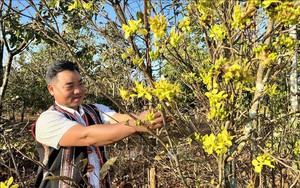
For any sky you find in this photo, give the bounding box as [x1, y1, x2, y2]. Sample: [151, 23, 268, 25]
[2, 0, 183, 66]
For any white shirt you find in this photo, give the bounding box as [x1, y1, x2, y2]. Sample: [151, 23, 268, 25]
[35, 102, 116, 188]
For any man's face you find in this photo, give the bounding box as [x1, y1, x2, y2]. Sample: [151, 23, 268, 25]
[48, 70, 86, 110]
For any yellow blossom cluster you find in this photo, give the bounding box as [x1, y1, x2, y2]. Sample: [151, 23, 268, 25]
[209, 24, 227, 41]
[0, 177, 19, 188]
[169, 27, 183, 47]
[145, 111, 156, 125]
[122, 19, 147, 39]
[152, 79, 182, 101]
[231, 5, 251, 29]
[252, 153, 275, 173]
[224, 62, 242, 83]
[293, 140, 300, 156]
[178, 17, 191, 32]
[68, 0, 93, 11]
[253, 45, 278, 67]
[198, 130, 233, 156]
[270, 2, 300, 26]
[149, 14, 167, 39]
[119, 79, 181, 102]
[205, 89, 228, 119]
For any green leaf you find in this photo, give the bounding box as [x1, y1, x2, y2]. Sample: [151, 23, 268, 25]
[100, 156, 118, 180]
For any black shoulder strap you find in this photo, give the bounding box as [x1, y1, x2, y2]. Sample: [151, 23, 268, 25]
[82, 104, 103, 125]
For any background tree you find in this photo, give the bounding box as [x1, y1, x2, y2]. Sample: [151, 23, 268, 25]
[0, 0, 38, 118]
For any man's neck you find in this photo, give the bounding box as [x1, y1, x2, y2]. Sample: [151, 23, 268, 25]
[55, 102, 81, 112]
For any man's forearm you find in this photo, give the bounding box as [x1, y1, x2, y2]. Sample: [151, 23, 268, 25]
[84, 120, 139, 146]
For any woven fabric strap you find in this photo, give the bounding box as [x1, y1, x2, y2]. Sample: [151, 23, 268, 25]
[31, 104, 111, 188]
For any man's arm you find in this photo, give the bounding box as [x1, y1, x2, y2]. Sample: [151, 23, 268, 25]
[109, 113, 136, 124]
[59, 111, 164, 147]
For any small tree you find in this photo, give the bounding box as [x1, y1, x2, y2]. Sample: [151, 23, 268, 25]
[0, 0, 36, 117]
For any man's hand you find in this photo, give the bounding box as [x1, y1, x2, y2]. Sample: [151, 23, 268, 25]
[134, 110, 171, 132]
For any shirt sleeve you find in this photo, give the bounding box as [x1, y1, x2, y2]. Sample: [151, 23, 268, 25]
[93, 104, 116, 124]
[35, 110, 78, 149]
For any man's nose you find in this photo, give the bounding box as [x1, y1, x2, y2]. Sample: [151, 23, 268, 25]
[74, 86, 83, 94]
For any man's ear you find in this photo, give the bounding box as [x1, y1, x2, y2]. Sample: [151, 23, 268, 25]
[48, 84, 55, 96]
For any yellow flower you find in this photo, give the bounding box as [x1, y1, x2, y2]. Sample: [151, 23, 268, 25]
[121, 53, 128, 59]
[205, 89, 228, 119]
[68, 0, 79, 11]
[132, 55, 144, 67]
[214, 130, 233, 155]
[82, 1, 93, 10]
[0, 176, 19, 188]
[273, 35, 295, 49]
[187, 137, 193, 145]
[271, 2, 300, 26]
[132, 81, 152, 100]
[252, 153, 275, 173]
[201, 130, 234, 156]
[149, 50, 161, 61]
[224, 62, 242, 83]
[205, 89, 228, 106]
[195, 132, 201, 142]
[231, 5, 251, 29]
[122, 19, 142, 39]
[126, 47, 134, 55]
[119, 87, 130, 101]
[202, 133, 216, 154]
[145, 111, 155, 124]
[68, 0, 93, 11]
[169, 27, 182, 47]
[138, 28, 148, 36]
[178, 17, 191, 32]
[152, 78, 181, 101]
[149, 14, 167, 39]
[293, 140, 300, 155]
[121, 47, 135, 60]
[209, 24, 227, 41]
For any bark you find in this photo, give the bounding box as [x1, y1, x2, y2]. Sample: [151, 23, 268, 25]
[227, 19, 275, 162]
[290, 25, 298, 117]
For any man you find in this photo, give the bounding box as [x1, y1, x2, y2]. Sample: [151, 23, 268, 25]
[33, 60, 165, 188]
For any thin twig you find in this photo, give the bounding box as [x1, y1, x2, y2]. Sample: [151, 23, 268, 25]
[257, 145, 300, 173]
[1, 133, 26, 188]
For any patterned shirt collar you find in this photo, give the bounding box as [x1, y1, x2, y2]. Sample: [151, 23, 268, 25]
[54, 102, 85, 116]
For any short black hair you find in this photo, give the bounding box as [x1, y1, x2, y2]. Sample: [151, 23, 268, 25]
[46, 61, 80, 84]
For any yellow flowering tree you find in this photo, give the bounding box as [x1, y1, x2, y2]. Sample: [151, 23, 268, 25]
[116, 0, 300, 187]
[14, 0, 300, 187]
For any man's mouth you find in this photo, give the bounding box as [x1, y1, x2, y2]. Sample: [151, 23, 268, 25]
[73, 96, 82, 100]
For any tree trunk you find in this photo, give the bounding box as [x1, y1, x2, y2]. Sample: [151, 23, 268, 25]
[0, 53, 13, 116]
[290, 25, 298, 122]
